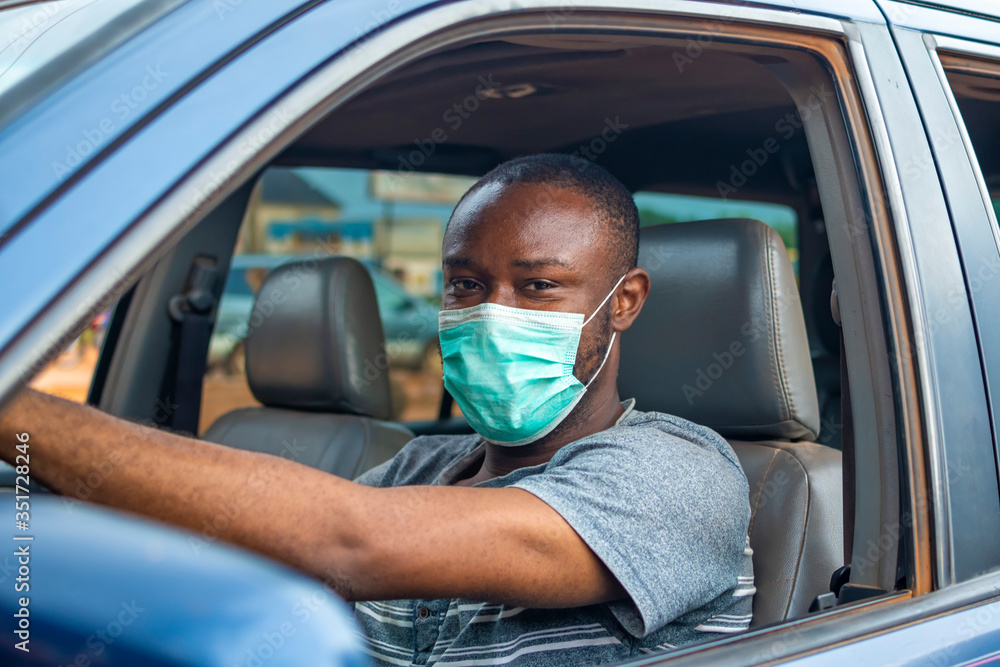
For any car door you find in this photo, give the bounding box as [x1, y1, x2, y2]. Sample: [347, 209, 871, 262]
[1, 0, 998, 665]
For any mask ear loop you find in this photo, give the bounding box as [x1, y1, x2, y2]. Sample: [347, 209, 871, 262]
[581, 273, 628, 389]
[582, 273, 629, 327]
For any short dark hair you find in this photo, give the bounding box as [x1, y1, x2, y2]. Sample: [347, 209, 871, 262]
[454, 153, 640, 278]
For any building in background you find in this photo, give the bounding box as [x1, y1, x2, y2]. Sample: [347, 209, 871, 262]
[240, 166, 800, 297]
[240, 167, 475, 301]
[241, 169, 343, 254]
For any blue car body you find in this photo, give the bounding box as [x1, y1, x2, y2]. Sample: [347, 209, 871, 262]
[1, 0, 1000, 665]
[0, 490, 365, 666]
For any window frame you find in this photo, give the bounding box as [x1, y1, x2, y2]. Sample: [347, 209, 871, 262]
[888, 28, 1000, 584]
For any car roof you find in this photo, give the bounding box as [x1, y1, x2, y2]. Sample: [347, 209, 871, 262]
[0, 0, 892, 396]
[0, 0, 187, 126]
[921, 0, 1000, 21]
[0, 0, 888, 240]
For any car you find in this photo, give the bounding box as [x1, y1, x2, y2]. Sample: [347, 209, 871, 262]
[2, 0, 1000, 665]
[208, 254, 441, 374]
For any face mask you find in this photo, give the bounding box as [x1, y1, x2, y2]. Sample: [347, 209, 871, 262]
[438, 274, 627, 446]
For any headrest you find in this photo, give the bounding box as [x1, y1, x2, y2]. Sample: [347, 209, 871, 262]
[244, 257, 393, 419]
[619, 219, 820, 441]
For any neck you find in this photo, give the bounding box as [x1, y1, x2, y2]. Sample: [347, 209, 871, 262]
[455, 375, 624, 485]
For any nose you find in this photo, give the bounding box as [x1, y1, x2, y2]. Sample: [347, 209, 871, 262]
[482, 283, 519, 309]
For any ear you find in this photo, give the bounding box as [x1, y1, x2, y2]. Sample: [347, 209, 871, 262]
[611, 267, 650, 333]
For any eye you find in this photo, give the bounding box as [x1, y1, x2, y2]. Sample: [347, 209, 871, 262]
[449, 278, 482, 292]
[527, 281, 555, 291]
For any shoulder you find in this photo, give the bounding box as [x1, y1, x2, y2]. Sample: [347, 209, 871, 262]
[550, 409, 748, 493]
[353, 433, 482, 487]
[530, 408, 752, 549]
[511, 409, 752, 637]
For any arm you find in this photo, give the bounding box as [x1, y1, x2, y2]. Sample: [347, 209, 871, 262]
[0, 389, 625, 607]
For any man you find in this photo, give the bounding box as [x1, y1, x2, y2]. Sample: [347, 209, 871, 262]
[0, 154, 752, 665]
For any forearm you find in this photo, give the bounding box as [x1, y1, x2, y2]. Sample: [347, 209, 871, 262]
[0, 390, 627, 608]
[0, 389, 366, 585]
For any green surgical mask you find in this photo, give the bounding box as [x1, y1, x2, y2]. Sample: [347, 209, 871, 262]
[438, 275, 626, 446]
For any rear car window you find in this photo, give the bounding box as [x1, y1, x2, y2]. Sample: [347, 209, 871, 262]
[941, 61, 1000, 233]
[634, 191, 799, 274]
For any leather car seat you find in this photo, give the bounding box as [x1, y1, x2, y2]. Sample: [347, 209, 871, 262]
[618, 219, 843, 626]
[203, 257, 414, 479]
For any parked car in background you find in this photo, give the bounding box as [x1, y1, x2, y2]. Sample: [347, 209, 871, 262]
[208, 254, 440, 374]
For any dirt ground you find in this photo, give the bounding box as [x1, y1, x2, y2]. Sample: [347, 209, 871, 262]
[29, 345, 99, 403]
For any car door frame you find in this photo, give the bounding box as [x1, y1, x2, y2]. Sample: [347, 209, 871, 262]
[876, 0, 1000, 587]
[0, 0, 996, 662]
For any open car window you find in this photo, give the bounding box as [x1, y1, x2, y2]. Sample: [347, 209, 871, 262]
[172, 16, 900, 636]
[634, 191, 798, 272]
[200, 167, 470, 430]
[199, 177, 802, 433]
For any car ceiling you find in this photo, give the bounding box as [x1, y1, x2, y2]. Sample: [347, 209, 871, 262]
[278, 37, 812, 202]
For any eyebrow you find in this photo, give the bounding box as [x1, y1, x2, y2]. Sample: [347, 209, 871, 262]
[511, 257, 573, 270]
[443, 257, 574, 270]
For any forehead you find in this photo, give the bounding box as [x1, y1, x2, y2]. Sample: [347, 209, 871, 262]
[443, 181, 610, 267]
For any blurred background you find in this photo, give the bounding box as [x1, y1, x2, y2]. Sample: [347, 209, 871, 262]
[30, 166, 797, 431]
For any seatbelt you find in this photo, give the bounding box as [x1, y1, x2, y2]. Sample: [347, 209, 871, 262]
[438, 386, 455, 421]
[162, 256, 218, 434]
[831, 280, 856, 562]
[810, 281, 858, 614]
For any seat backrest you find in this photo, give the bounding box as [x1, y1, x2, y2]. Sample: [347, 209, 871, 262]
[618, 219, 842, 625]
[203, 257, 413, 479]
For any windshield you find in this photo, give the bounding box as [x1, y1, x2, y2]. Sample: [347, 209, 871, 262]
[0, 0, 148, 95]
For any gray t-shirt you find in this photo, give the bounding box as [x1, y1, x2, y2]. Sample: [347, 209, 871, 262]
[351, 400, 754, 666]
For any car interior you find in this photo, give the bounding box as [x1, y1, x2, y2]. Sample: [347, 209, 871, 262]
[33, 25, 919, 652]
